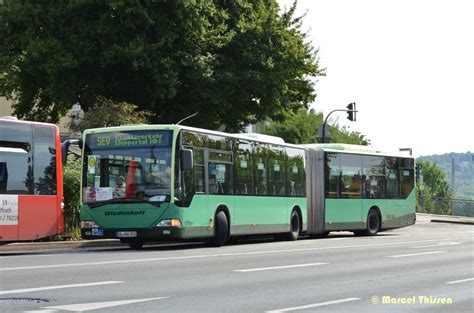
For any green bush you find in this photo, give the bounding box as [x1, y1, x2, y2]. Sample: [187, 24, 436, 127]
[63, 157, 81, 239]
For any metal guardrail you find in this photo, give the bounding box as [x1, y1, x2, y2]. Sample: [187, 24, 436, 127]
[417, 197, 474, 217]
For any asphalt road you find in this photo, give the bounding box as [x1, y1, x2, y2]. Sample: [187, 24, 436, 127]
[1, 220, 473, 313]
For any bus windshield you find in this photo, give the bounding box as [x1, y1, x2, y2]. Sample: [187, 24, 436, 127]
[82, 130, 173, 205]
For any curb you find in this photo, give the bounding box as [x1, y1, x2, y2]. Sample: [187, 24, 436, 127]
[0, 239, 121, 253]
[430, 219, 474, 226]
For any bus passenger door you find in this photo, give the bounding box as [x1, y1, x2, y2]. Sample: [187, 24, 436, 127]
[207, 152, 235, 234]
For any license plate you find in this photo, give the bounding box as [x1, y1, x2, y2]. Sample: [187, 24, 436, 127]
[116, 231, 137, 238]
[92, 228, 104, 236]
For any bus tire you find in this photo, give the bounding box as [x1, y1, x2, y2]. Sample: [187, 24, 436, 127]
[286, 210, 301, 241]
[364, 209, 380, 236]
[210, 211, 228, 247]
[310, 231, 329, 239]
[128, 241, 144, 250]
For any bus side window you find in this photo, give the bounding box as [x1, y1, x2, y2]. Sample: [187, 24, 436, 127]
[208, 162, 233, 195]
[286, 148, 305, 197]
[254, 143, 268, 195]
[362, 155, 385, 199]
[208, 151, 233, 195]
[340, 154, 362, 199]
[194, 149, 205, 193]
[386, 157, 400, 198]
[399, 158, 414, 198]
[235, 141, 254, 195]
[268, 145, 286, 196]
[325, 152, 340, 198]
[0, 162, 6, 192]
[33, 141, 57, 195]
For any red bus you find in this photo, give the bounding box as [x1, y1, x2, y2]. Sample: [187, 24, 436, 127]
[0, 117, 64, 242]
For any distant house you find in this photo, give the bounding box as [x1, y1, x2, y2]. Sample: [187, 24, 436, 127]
[0, 97, 14, 116]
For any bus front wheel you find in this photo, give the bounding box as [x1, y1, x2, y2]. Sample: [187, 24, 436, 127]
[122, 239, 144, 250]
[210, 211, 228, 247]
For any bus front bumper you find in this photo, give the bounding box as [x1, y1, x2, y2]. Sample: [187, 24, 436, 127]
[81, 227, 189, 241]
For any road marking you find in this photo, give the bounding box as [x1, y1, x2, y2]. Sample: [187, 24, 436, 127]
[0, 281, 123, 295]
[266, 297, 361, 312]
[387, 251, 446, 258]
[377, 234, 409, 238]
[41, 297, 168, 312]
[234, 262, 327, 272]
[1, 236, 471, 272]
[411, 242, 460, 248]
[0, 254, 55, 259]
[446, 277, 474, 284]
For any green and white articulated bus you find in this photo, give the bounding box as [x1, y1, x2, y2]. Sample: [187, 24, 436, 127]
[79, 124, 415, 248]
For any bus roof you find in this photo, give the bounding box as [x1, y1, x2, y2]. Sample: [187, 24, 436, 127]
[81, 125, 413, 157]
[302, 143, 413, 158]
[83, 124, 302, 148]
[0, 117, 58, 129]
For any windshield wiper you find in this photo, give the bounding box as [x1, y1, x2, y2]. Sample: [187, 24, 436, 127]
[86, 197, 163, 208]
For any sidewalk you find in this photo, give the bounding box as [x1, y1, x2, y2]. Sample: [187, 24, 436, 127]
[426, 213, 474, 225]
[0, 239, 121, 253]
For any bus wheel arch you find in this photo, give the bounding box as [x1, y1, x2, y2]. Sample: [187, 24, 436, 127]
[210, 205, 230, 247]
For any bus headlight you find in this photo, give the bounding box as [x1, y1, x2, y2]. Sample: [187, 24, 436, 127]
[81, 220, 99, 229]
[156, 219, 181, 228]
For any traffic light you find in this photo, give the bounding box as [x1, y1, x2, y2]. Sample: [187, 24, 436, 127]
[347, 102, 356, 121]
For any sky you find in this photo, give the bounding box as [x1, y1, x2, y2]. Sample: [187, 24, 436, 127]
[278, 0, 473, 157]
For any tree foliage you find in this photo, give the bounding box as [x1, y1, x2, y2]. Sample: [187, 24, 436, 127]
[0, 0, 324, 131]
[261, 108, 369, 145]
[63, 156, 81, 239]
[71, 97, 151, 133]
[416, 159, 452, 214]
[419, 152, 473, 200]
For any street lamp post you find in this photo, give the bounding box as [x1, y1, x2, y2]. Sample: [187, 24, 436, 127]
[399, 148, 413, 156]
[319, 102, 357, 143]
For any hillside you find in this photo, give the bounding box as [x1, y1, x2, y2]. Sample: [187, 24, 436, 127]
[418, 152, 473, 200]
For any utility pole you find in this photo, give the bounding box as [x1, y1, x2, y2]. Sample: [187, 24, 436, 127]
[451, 158, 455, 195]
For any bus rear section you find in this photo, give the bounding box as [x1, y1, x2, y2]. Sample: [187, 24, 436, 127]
[0, 118, 64, 242]
[304, 144, 416, 237]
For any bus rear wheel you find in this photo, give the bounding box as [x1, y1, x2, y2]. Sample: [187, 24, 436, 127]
[286, 210, 301, 241]
[361, 209, 380, 236]
[210, 211, 228, 247]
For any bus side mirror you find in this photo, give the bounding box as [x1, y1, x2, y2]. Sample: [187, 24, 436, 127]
[180, 149, 193, 171]
[61, 139, 80, 166]
[61, 141, 71, 166]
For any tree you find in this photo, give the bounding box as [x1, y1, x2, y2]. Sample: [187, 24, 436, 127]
[0, 0, 324, 131]
[261, 108, 369, 145]
[63, 156, 81, 240]
[417, 159, 452, 214]
[70, 97, 151, 133]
